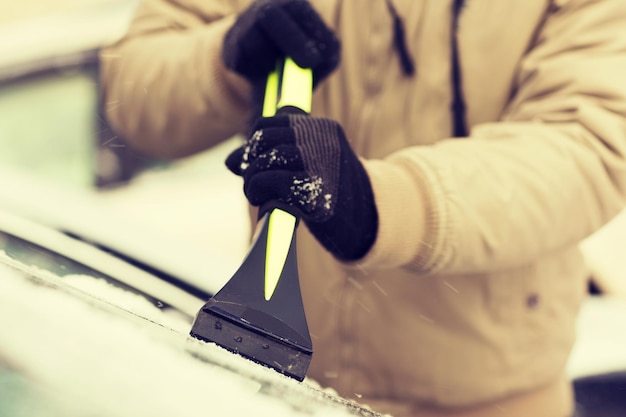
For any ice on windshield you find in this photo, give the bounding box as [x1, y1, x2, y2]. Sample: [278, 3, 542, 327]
[0, 257, 380, 417]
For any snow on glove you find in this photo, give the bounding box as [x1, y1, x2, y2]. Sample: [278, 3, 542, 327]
[222, 0, 340, 87]
[226, 111, 378, 261]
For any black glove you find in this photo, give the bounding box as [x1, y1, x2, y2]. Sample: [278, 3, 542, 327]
[222, 0, 340, 87]
[226, 111, 378, 261]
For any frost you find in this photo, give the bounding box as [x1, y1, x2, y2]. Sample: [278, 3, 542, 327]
[323, 193, 333, 210]
[442, 280, 460, 294]
[0, 262, 375, 417]
[240, 130, 263, 172]
[288, 176, 334, 221]
[257, 148, 288, 170]
[268, 148, 287, 166]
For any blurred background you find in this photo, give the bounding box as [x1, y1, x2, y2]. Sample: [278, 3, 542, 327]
[0, 0, 251, 272]
[2, 0, 137, 187]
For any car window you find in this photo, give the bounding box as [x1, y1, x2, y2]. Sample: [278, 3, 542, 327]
[0, 228, 109, 280]
[0, 229, 174, 313]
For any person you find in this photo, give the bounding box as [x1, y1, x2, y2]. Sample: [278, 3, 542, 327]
[99, 0, 626, 416]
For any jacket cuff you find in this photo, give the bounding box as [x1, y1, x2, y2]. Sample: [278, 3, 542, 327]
[355, 159, 428, 269]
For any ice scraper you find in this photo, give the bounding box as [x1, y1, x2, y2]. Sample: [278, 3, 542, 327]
[190, 58, 313, 381]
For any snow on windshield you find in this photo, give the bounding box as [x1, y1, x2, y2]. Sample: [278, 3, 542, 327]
[0, 259, 372, 417]
[0, 248, 191, 330]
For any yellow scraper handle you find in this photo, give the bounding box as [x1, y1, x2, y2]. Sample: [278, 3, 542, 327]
[263, 57, 312, 117]
[261, 59, 312, 301]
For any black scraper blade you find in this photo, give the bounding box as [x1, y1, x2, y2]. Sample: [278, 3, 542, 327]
[190, 208, 312, 381]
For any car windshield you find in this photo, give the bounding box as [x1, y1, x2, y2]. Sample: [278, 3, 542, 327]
[0, 236, 380, 417]
[0, 227, 188, 320]
[0, 229, 110, 280]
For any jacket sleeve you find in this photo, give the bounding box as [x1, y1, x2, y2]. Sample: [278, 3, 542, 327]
[99, 0, 253, 158]
[359, 0, 626, 274]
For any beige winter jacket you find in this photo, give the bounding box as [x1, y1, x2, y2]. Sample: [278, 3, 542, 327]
[100, 0, 626, 416]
